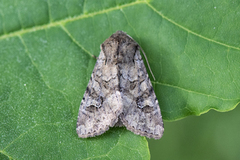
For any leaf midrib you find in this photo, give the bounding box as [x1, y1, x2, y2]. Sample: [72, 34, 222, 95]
[0, 0, 239, 52]
[0, 1, 143, 40]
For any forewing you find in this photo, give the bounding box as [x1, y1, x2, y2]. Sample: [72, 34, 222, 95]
[76, 51, 122, 138]
[120, 48, 164, 139]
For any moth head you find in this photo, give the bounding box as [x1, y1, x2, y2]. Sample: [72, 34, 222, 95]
[101, 31, 139, 64]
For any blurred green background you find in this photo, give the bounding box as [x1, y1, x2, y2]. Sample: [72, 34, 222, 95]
[148, 104, 240, 160]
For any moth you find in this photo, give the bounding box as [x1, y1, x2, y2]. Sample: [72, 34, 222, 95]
[76, 31, 164, 139]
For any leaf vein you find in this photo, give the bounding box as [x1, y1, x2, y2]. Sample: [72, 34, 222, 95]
[152, 81, 240, 101]
[60, 25, 94, 58]
[46, 0, 52, 23]
[106, 128, 124, 157]
[146, 2, 240, 51]
[18, 35, 75, 112]
[0, 150, 14, 159]
[0, 0, 143, 40]
[2, 124, 37, 151]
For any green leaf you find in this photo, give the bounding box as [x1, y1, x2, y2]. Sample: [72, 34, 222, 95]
[148, 105, 240, 160]
[0, 0, 240, 159]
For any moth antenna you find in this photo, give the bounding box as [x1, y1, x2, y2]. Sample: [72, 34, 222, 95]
[139, 47, 156, 81]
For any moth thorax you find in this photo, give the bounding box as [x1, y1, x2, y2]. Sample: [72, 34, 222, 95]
[117, 43, 138, 63]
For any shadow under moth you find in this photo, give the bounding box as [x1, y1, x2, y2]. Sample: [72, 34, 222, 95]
[76, 31, 164, 139]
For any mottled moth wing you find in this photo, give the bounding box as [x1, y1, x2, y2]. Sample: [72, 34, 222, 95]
[77, 30, 164, 139]
[76, 48, 123, 138]
[115, 32, 164, 139]
[120, 52, 164, 139]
